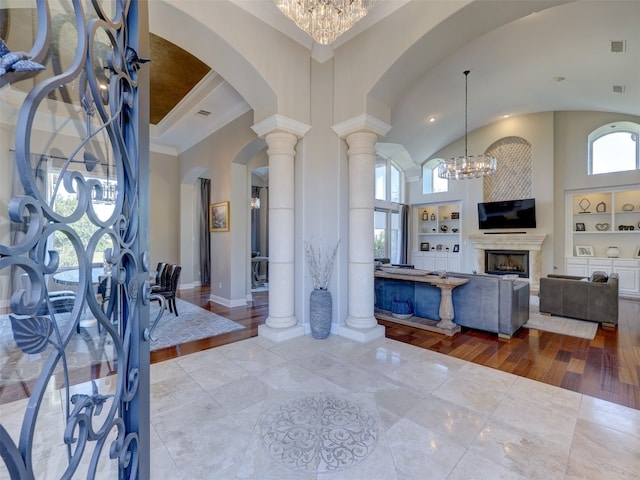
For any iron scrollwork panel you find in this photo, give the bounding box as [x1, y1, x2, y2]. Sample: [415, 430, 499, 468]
[0, 1, 150, 478]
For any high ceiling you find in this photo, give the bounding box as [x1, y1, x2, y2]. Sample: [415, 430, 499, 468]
[148, 1, 639, 163]
[148, 34, 210, 125]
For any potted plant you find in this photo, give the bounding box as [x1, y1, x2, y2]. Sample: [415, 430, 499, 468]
[305, 240, 339, 339]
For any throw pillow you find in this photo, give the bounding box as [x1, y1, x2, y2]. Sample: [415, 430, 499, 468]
[590, 271, 608, 283]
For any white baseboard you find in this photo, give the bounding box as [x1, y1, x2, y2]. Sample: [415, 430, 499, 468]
[209, 294, 247, 307]
[178, 282, 195, 290]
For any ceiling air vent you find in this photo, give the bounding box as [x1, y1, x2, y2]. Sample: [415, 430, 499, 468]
[197, 109, 211, 117]
[610, 40, 625, 53]
[612, 85, 625, 94]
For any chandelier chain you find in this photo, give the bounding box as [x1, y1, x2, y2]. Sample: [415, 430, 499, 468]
[437, 70, 497, 180]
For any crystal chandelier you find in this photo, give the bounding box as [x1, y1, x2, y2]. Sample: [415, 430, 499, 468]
[438, 70, 497, 180]
[274, 0, 376, 45]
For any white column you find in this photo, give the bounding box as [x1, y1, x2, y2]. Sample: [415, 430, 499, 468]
[345, 131, 378, 329]
[252, 115, 310, 341]
[333, 115, 391, 343]
[265, 131, 297, 329]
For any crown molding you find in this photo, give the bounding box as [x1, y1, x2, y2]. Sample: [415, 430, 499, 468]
[332, 113, 392, 138]
[251, 114, 311, 138]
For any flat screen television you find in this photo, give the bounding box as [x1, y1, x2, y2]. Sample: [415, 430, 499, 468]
[477, 198, 536, 230]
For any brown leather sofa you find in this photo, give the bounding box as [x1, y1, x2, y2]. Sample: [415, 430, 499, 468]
[538, 272, 618, 326]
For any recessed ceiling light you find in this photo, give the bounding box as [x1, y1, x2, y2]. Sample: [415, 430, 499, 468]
[502, 114, 510, 118]
[553, 76, 565, 82]
[428, 116, 436, 123]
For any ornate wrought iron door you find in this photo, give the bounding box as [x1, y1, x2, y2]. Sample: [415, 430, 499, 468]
[0, 1, 150, 478]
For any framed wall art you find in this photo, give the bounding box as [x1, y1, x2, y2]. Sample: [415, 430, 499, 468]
[210, 201, 230, 232]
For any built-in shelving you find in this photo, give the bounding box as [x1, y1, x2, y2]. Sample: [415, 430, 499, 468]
[564, 187, 640, 298]
[413, 201, 462, 270]
[566, 187, 640, 258]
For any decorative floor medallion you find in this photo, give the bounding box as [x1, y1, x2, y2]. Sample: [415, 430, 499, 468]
[260, 394, 378, 473]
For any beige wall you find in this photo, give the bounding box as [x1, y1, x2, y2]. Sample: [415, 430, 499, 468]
[177, 110, 257, 304]
[149, 150, 180, 267]
[553, 111, 640, 269]
[407, 110, 640, 277]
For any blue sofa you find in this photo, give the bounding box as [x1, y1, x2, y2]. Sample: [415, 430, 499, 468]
[375, 272, 530, 338]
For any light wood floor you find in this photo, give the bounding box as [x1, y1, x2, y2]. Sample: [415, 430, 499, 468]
[170, 287, 640, 410]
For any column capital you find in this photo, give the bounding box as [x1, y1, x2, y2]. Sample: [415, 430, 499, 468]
[252, 114, 311, 139]
[332, 113, 392, 139]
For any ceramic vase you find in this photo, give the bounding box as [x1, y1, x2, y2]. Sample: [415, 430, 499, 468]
[606, 246, 620, 258]
[310, 289, 332, 339]
[391, 298, 413, 319]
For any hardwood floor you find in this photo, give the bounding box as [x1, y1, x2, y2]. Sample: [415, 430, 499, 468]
[150, 287, 268, 363]
[168, 287, 640, 410]
[3, 287, 638, 410]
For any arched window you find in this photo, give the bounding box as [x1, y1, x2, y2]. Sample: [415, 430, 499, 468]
[588, 121, 639, 175]
[422, 158, 448, 194]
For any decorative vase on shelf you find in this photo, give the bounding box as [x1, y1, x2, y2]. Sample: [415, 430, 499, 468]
[422, 211, 428, 221]
[606, 246, 620, 258]
[310, 288, 332, 339]
[430, 213, 436, 221]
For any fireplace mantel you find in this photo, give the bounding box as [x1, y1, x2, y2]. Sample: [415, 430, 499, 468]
[468, 233, 547, 291]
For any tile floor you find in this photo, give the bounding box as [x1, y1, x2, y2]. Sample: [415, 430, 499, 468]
[2, 334, 640, 479]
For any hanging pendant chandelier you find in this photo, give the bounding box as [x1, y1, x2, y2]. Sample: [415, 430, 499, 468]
[438, 70, 497, 180]
[273, 0, 376, 45]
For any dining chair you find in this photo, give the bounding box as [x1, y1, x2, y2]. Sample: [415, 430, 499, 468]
[151, 264, 173, 294]
[153, 262, 168, 286]
[150, 265, 181, 316]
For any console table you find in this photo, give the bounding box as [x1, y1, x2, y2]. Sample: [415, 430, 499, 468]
[374, 270, 468, 335]
[251, 256, 268, 288]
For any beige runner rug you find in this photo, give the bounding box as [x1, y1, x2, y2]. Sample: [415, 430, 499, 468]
[524, 296, 598, 340]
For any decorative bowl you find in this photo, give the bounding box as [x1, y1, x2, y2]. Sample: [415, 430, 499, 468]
[595, 223, 609, 231]
[622, 203, 634, 211]
[391, 313, 414, 320]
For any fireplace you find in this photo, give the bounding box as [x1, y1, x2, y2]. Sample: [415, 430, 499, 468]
[485, 250, 529, 278]
[467, 233, 546, 291]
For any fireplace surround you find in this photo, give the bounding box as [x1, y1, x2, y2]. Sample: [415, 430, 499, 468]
[468, 233, 547, 290]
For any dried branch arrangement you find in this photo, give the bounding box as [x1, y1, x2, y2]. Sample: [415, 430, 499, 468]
[305, 240, 340, 290]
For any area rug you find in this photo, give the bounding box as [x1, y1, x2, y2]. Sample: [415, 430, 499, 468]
[524, 296, 598, 340]
[0, 299, 245, 387]
[148, 298, 245, 350]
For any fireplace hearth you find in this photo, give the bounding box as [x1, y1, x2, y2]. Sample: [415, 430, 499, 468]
[485, 250, 529, 278]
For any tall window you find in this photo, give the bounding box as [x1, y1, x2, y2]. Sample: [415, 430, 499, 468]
[588, 121, 639, 175]
[374, 209, 400, 262]
[43, 157, 115, 267]
[374, 156, 403, 261]
[375, 156, 402, 202]
[422, 158, 448, 194]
